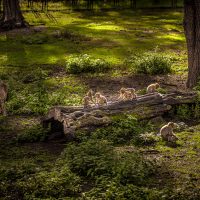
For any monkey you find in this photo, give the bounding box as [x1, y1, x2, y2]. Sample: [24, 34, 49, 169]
[127, 88, 137, 100]
[82, 96, 92, 108]
[124, 91, 134, 100]
[86, 89, 95, 103]
[147, 83, 160, 94]
[119, 87, 127, 100]
[159, 122, 178, 142]
[119, 87, 137, 101]
[95, 92, 107, 106]
[0, 81, 8, 116]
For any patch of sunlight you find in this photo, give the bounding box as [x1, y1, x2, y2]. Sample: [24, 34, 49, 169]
[157, 33, 185, 42]
[48, 56, 59, 63]
[107, 11, 121, 17]
[0, 34, 6, 42]
[86, 23, 125, 31]
[163, 24, 183, 31]
[0, 55, 8, 64]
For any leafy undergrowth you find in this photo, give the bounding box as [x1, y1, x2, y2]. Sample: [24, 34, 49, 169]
[1, 114, 200, 199]
[0, 67, 86, 115]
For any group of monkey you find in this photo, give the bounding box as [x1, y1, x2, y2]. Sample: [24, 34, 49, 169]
[82, 82, 178, 143]
[82, 82, 160, 108]
[0, 81, 178, 143]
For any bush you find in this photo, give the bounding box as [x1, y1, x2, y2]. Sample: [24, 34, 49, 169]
[5, 75, 82, 115]
[85, 183, 162, 200]
[136, 132, 159, 146]
[16, 166, 80, 199]
[60, 139, 156, 181]
[6, 81, 51, 115]
[76, 115, 153, 145]
[126, 52, 172, 75]
[66, 54, 110, 74]
[60, 140, 115, 177]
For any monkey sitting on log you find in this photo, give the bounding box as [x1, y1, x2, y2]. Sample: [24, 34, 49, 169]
[147, 83, 160, 94]
[86, 89, 95, 103]
[82, 96, 92, 108]
[159, 122, 178, 142]
[0, 81, 8, 116]
[95, 92, 108, 106]
[82, 89, 95, 108]
[119, 87, 137, 101]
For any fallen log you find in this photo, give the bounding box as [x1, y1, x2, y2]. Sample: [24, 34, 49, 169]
[42, 92, 198, 138]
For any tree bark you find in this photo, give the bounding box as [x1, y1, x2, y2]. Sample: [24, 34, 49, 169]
[42, 92, 197, 138]
[184, 0, 200, 88]
[0, 0, 28, 30]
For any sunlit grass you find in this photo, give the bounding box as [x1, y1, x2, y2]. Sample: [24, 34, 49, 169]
[0, 8, 186, 73]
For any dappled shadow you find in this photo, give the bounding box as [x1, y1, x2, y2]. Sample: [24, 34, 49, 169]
[0, 9, 186, 67]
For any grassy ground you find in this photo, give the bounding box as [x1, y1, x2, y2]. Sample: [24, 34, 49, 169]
[0, 9, 186, 72]
[2, 7, 200, 200]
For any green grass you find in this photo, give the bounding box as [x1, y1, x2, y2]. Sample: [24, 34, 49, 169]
[0, 9, 187, 73]
[0, 8, 188, 115]
[2, 7, 200, 199]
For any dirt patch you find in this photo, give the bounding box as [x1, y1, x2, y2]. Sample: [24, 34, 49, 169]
[81, 74, 188, 100]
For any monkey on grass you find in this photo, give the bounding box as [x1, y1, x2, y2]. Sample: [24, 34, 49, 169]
[159, 122, 178, 142]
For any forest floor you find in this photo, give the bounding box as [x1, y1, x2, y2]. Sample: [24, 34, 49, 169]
[1, 8, 200, 199]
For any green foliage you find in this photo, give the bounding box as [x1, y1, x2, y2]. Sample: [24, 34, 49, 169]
[60, 139, 156, 197]
[60, 140, 115, 177]
[137, 89, 147, 95]
[17, 166, 80, 199]
[21, 34, 49, 45]
[126, 52, 172, 75]
[176, 104, 192, 120]
[76, 115, 153, 145]
[17, 125, 49, 143]
[6, 80, 51, 115]
[157, 87, 167, 94]
[137, 132, 159, 146]
[63, 139, 156, 199]
[4, 69, 84, 115]
[66, 54, 110, 74]
[85, 183, 162, 200]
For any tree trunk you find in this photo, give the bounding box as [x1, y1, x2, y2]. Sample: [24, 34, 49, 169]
[0, 0, 28, 30]
[42, 92, 197, 138]
[184, 0, 200, 88]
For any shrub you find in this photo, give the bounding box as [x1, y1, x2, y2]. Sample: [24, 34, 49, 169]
[17, 166, 80, 199]
[60, 140, 115, 177]
[85, 183, 162, 200]
[60, 139, 156, 181]
[176, 104, 191, 120]
[76, 115, 153, 145]
[135, 132, 159, 146]
[6, 81, 51, 115]
[66, 54, 110, 74]
[126, 52, 172, 75]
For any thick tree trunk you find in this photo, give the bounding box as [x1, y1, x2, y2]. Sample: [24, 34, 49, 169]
[0, 0, 28, 30]
[184, 0, 200, 88]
